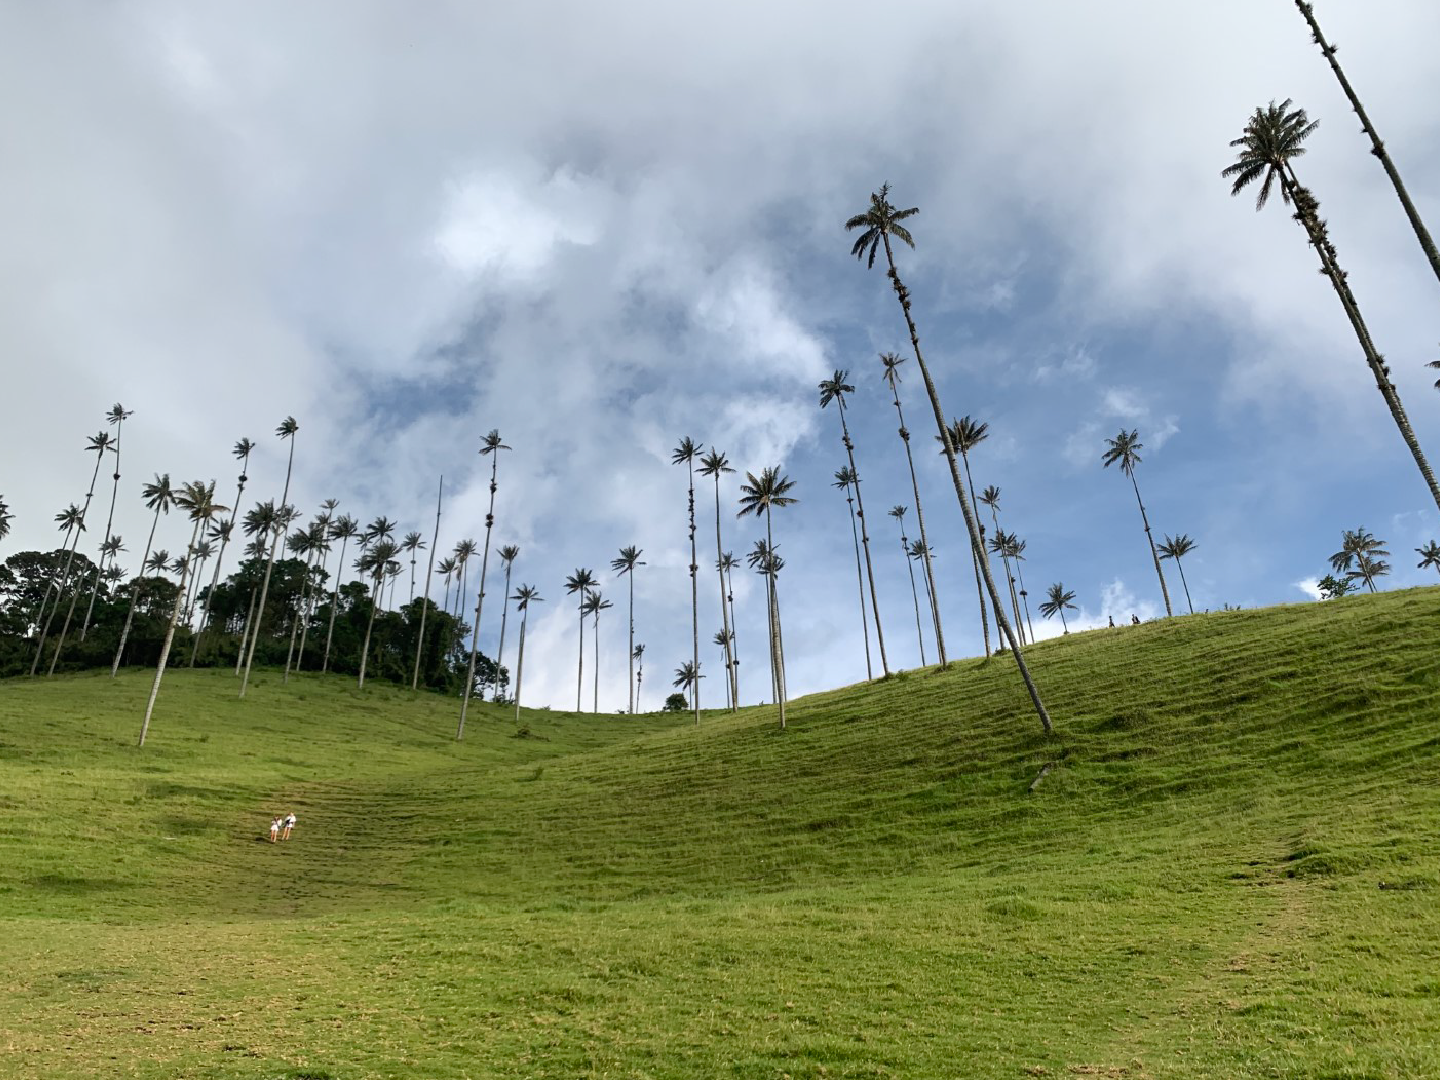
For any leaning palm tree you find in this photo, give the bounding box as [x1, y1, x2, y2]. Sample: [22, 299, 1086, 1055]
[737, 466, 797, 728]
[81, 403, 133, 641]
[1330, 528, 1390, 593]
[581, 589, 614, 712]
[240, 416, 299, 698]
[1414, 540, 1440, 577]
[610, 545, 645, 713]
[889, 505, 926, 666]
[32, 503, 84, 658]
[979, 489, 1026, 644]
[833, 465, 874, 678]
[564, 569, 597, 713]
[112, 475, 174, 676]
[1224, 100, 1440, 511]
[848, 184, 1051, 731]
[510, 584, 543, 724]
[36, 430, 111, 676]
[1038, 583, 1077, 634]
[321, 514, 359, 672]
[698, 449, 738, 710]
[820, 371, 888, 677]
[1157, 534, 1199, 615]
[941, 415, 999, 657]
[356, 538, 400, 689]
[673, 660, 702, 713]
[1102, 430, 1173, 617]
[492, 543, 521, 701]
[880, 351, 947, 662]
[412, 477, 444, 690]
[139, 481, 226, 746]
[1291, 1, 1440, 291]
[672, 436, 702, 724]
[458, 429, 511, 741]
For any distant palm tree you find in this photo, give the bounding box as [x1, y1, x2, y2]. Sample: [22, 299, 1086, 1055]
[1290, 1, 1440, 291]
[1430, 356, 1440, 391]
[1009, 535, 1036, 645]
[737, 466, 797, 728]
[747, 539, 789, 719]
[356, 538, 400, 689]
[293, 508, 334, 674]
[1330, 528, 1390, 593]
[698, 449, 738, 710]
[321, 514, 359, 672]
[112, 475, 173, 675]
[81, 403, 132, 641]
[413, 477, 444, 690]
[0, 495, 11, 543]
[183, 539, 213, 624]
[1225, 100, 1440, 511]
[459, 428, 509, 741]
[673, 436, 702, 724]
[451, 538, 477, 621]
[879, 351, 946, 662]
[32, 502, 84, 662]
[712, 630, 734, 709]
[191, 438, 255, 666]
[833, 466, 874, 678]
[907, 538, 936, 643]
[511, 585, 543, 724]
[493, 544, 521, 701]
[717, 551, 740, 696]
[139, 481, 226, 746]
[848, 184, 1050, 731]
[941, 415, 999, 657]
[582, 589, 614, 712]
[565, 569, 597, 712]
[1415, 540, 1440, 577]
[1157, 534, 1199, 615]
[402, 531, 426, 605]
[235, 500, 291, 675]
[436, 555, 457, 624]
[610, 545, 645, 713]
[240, 416, 299, 698]
[819, 370, 888, 677]
[36, 430, 111, 676]
[1102, 429, 1173, 617]
[1038, 583, 1077, 633]
[673, 660, 702, 712]
[888, 506, 925, 666]
[633, 643, 646, 712]
[979, 489, 1025, 644]
[282, 516, 325, 682]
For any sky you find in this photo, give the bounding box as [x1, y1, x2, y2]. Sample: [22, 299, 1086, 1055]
[2, 0, 1438, 712]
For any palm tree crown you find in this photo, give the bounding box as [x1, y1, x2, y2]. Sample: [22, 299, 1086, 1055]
[1222, 98, 1319, 209]
[845, 182, 918, 268]
[736, 467, 798, 519]
[1102, 429, 1145, 476]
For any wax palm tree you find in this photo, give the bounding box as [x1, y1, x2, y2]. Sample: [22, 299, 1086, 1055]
[293, 511, 333, 674]
[112, 475, 174, 675]
[610, 545, 645, 713]
[1330, 528, 1390, 593]
[458, 429, 511, 740]
[633, 643, 646, 712]
[1414, 540, 1440, 577]
[1157, 534, 1199, 615]
[281, 518, 321, 682]
[191, 437, 255, 666]
[848, 184, 1051, 731]
[1102, 430, 1173, 616]
[673, 661, 702, 712]
[1291, 2, 1440, 290]
[437, 555, 457, 623]
[31, 502, 83, 649]
[413, 477, 444, 690]
[240, 416, 299, 698]
[833, 466, 874, 678]
[889, 506, 926, 666]
[511, 585, 543, 724]
[451, 538, 477, 620]
[672, 436, 702, 723]
[1225, 100, 1440, 511]
[140, 481, 226, 746]
[235, 500, 280, 675]
[401, 531, 426, 605]
[145, 549, 171, 575]
[906, 538, 937, 641]
[0, 495, 11, 543]
[184, 540, 214, 624]
[746, 538, 789, 720]
[356, 538, 400, 689]
[717, 551, 740, 696]
[698, 449, 738, 710]
[320, 514, 359, 672]
[979, 489, 1025, 644]
[492, 544, 520, 701]
[1009, 535, 1036, 645]
[1039, 584, 1077, 634]
[565, 569, 597, 713]
[737, 466, 797, 728]
[581, 589, 614, 712]
[942, 415, 1000, 656]
[879, 351, 947, 662]
[81, 403, 133, 640]
[712, 630, 734, 709]
[820, 370, 888, 677]
[35, 430, 111, 675]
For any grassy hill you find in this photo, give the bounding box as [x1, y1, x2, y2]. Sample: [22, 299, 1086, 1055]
[2, 587, 1438, 1079]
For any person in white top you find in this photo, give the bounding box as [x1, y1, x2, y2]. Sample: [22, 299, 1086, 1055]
[282, 812, 296, 841]
[269, 816, 281, 843]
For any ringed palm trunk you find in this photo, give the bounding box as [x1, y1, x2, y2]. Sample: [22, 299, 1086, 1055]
[458, 458, 502, 740]
[889, 388, 950, 661]
[236, 583, 259, 674]
[1173, 556, 1194, 614]
[321, 533, 353, 674]
[988, 505, 1025, 647]
[843, 486, 874, 678]
[1014, 559, 1036, 643]
[1282, 169, 1440, 511]
[240, 437, 297, 698]
[113, 505, 162, 676]
[711, 476, 737, 710]
[897, 525, 926, 666]
[1127, 472, 1173, 617]
[139, 517, 203, 747]
[494, 562, 513, 703]
[592, 611, 600, 713]
[880, 231, 1052, 732]
[687, 459, 700, 725]
[575, 603, 585, 713]
[626, 571, 636, 713]
[765, 508, 787, 729]
[956, 447, 995, 657]
[357, 573, 382, 689]
[83, 421, 126, 641]
[1294, 1, 1440, 291]
[413, 477, 443, 690]
[513, 609, 529, 725]
[724, 563, 739, 704]
[837, 406, 889, 676]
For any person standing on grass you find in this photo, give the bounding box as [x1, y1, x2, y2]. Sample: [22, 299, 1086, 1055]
[269, 816, 281, 843]
[282, 811, 296, 841]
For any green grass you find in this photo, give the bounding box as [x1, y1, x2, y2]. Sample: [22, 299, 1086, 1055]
[2, 587, 1439, 1078]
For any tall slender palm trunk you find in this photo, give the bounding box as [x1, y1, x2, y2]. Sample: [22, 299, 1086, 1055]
[283, 544, 318, 683]
[765, 509, 787, 729]
[1127, 472, 1173, 616]
[626, 572, 636, 713]
[987, 506, 1026, 647]
[82, 417, 127, 641]
[113, 506, 162, 676]
[513, 610, 529, 724]
[322, 533, 353, 674]
[896, 519, 926, 666]
[1294, 1, 1440, 291]
[191, 467, 248, 668]
[459, 458, 502, 741]
[1172, 555, 1194, 614]
[710, 477, 737, 710]
[592, 611, 600, 713]
[236, 584, 259, 674]
[836, 407, 888, 677]
[413, 478, 444, 690]
[1014, 556, 1036, 643]
[139, 516, 203, 747]
[357, 573, 382, 689]
[887, 386, 949, 662]
[881, 232, 1051, 733]
[1282, 169, 1440, 511]
[575, 604, 586, 713]
[687, 460, 700, 725]
[240, 435, 297, 698]
[842, 483, 874, 679]
[494, 564, 513, 703]
[295, 543, 328, 673]
[34, 452, 105, 675]
[957, 449, 995, 657]
[723, 562, 739, 703]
